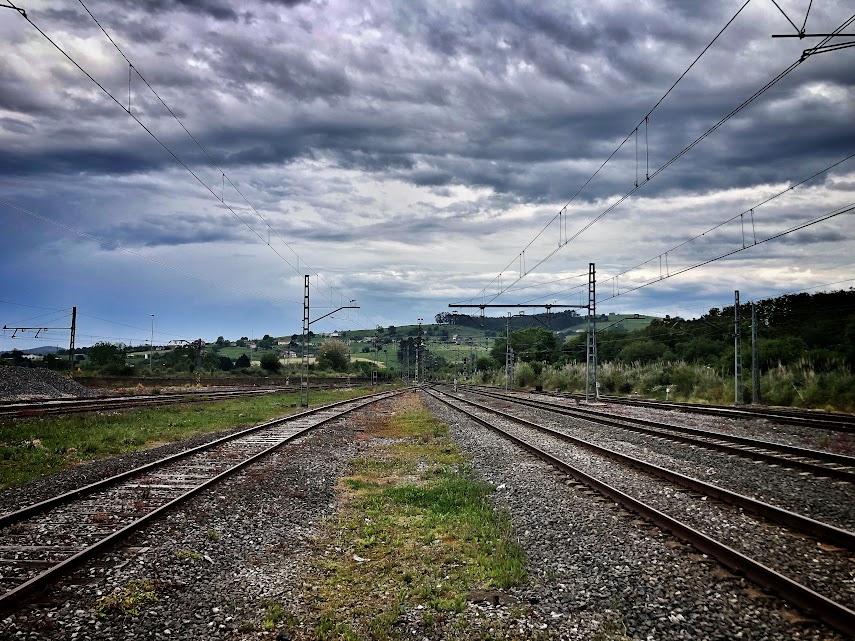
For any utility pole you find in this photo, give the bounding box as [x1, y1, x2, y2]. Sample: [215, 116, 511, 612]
[585, 263, 598, 403]
[300, 275, 358, 407]
[415, 319, 423, 385]
[3, 308, 77, 376]
[373, 330, 379, 387]
[149, 314, 155, 373]
[751, 300, 760, 405]
[194, 338, 203, 386]
[734, 290, 743, 406]
[68, 306, 76, 375]
[505, 312, 512, 392]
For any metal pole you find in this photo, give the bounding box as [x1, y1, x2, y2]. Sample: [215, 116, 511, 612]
[300, 275, 310, 407]
[194, 339, 202, 387]
[68, 306, 76, 376]
[149, 314, 154, 373]
[505, 313, 511, 392]
[416, 319, 422, 384]
[373, 332, 378, 387]
[734, 290, 742, 406]
[585, 263, 597, 402]
[751, 301, 760, 405]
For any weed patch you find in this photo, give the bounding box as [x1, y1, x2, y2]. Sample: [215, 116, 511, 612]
[0, 387, 372, 489]
[299, 392, 531, 638]
[96, 579, 159, 616]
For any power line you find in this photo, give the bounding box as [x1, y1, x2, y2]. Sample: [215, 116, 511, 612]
[71, 0, 358, 319]
[0, 300, 65, 312]
[462, 7, 854, 307]
[598, 152, 855, 298]
[463, 0, 753, 305]
[75, 0, 349, 312]
[9, 2, 362, 324]
[596, 200, 855, 304]
[470, 55, 805, 306]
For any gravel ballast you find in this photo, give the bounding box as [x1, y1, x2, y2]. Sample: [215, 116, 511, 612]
[0, 391, 848, 640]
[423, 393, 845, 641]
[0, 366, 101, 401]
[1, 414, 357, 640]
[463, 389, 855, 531]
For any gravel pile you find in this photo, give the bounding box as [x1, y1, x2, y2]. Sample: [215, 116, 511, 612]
[0, 366, 101, 401]
[423, 393, 844, 641]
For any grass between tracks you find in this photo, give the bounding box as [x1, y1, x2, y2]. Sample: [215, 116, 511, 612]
[0, 387, 374, 490]
[285, 393, 532, 640]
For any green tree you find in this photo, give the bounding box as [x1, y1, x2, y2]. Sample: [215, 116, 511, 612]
[88, 342, 127, 368]
[317, 339, 349, 371]
[235, 353, 251, 368]
[475, 355, 494, 372]
[218, 356, 234, 371]
[617, 339, 672, 365]
[260, 352, 281, 372]
[162, 345, 196, 372]
[201, 351, 221, 371]
[490, 327, 558, 365]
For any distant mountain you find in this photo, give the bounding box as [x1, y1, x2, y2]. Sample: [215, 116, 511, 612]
[23, 346, 62, 355]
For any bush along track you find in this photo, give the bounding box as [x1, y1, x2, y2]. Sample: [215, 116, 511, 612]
[289, 393, 542, 640]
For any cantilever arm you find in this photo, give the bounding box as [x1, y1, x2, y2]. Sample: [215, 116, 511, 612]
[308, 306, 359, 326]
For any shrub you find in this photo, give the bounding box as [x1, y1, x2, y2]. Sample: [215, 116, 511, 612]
[260, 353, 281, 373]
[514, 362, 538, 388]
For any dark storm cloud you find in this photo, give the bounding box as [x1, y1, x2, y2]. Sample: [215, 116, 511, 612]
[5, 0, 851, 209]
[1, 0, 853, 312]
[132, 0, 239, 22]
[111, 212, 248, 247]
[0, 117, 36, 134]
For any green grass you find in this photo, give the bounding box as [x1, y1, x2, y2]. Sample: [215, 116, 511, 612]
[96, 579, 159, 616]
[296, 394, 533, 639]
[0, 387, 372, 489]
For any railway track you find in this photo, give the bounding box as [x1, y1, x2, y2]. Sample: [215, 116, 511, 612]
[0, 384, 358, 419]
[531, 388, 855, 433]
[0, 389, 400, 613]
[426, 388, 855, 636]
[461, 385, 855, 483]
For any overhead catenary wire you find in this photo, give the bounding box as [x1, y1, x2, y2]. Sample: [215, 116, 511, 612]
[596, 151, 855, 298]
[461, 7, 855, 309]
[72, 0, 356, 318]
[8, 2, 365, 327]
[596, 201, 855, 304]
[462, 0, 753, 306]
[460, 54, 808, 307]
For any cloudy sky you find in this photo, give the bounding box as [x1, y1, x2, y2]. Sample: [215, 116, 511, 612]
[1, 0, 853, 350]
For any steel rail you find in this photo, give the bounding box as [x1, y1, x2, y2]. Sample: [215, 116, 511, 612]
[426, 389, 855, 637]
[442, 390, 854, 548]
[462, 386, 855, 482]
[576, 392, 855, 432]
[0, 390, 402, 612]
[0, 384, 356, 418]
[0, 389, 391, 528]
